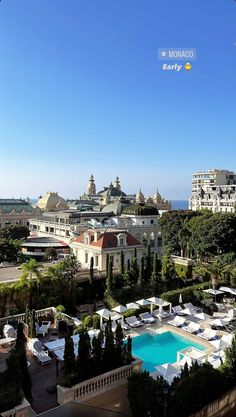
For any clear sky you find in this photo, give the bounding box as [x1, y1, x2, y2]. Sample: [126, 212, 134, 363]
[0, 0, 235, 200]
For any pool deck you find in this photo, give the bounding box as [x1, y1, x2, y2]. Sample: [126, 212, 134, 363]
[127, 320, 216, 356]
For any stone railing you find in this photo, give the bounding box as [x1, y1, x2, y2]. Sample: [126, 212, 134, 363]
[0, 307, 56, 325]
[57, 358, 143, 405]
[0, 398, 31, 417]
[189, 386, 236, 417]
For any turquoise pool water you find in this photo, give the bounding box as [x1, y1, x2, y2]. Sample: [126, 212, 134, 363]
[132, 331, 206, 372]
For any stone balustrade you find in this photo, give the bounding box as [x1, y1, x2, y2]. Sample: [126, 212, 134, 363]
[0, 307, 56, 325]
[190, 386, 236, 417]
[57, 358, 143, 405]
[0, 399, 31, 417]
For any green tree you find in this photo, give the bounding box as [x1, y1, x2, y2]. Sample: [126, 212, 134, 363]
[0, 238, 20, 263]
[131, 248, 138, 278]
[102, 318, 115, 372]
[0, 225, 30, 240]
[63, 335, 76, 374]
[119, 251, 125, 275]
[128, 371, 157, 417]
[21, 259, 42, 308]
[194, 259, 236, 290]
[91, 333, 103, 374]
[44, 247, 57, 261]
[114, 322, 124, 367]
[89, 257, 94, 284]
[161, 252, 176, 280]
[137, 256, 145, 290]
[150, 252, 159, 293]
[145, 244, 151, 279]
[223, 334, 236, 382]
[105, 258, 113, 295]
[14, 322, 32, 401]
[77, 327, 91, 380]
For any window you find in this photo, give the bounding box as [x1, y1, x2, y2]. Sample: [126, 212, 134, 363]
[85, 252, 88, 263]
[95, 255, 98, 266]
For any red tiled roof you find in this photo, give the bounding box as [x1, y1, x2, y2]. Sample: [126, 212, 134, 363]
[74, 231, 141, 249]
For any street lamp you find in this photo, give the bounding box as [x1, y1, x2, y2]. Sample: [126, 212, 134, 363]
[156, 383, 174, 417]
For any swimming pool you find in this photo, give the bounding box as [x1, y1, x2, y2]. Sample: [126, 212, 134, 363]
[132, 331, 206, 372]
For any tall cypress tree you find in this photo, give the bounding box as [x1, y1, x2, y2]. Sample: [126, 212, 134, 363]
[119, 251, 125, 275]
[150, 253, 159, 294]
[106, 258, 113, 294]
[14, 322, 32, 401]
[102, 318, 115, 372]
[63, 335, 75, 374]
[91, 334, 103, 375]
[89, 257, 94, 284]
[131, 248, 138, 278]
[114, 322, 124, 367]
[77, 327, 91, 381]
[145, 244, 151, 280]
[106, 253, 109, 277]
[137, 256, 145, 290]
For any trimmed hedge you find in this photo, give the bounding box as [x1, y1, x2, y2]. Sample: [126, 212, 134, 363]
[160, 280, 227, 306]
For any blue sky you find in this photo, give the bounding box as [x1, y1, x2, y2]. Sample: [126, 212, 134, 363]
[0, 0, 235, 200]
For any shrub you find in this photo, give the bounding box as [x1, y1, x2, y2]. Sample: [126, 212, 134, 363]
[83, 315, 93, 328]
[92, 314, 100, 329]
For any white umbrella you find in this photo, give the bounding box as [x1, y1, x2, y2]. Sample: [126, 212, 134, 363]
[181, 307, 196, 316]
[155, 363, 180, 384]
[126, 302, 140, 310]
[96, 308, 114, 327]
[179, 294, 183, 304]
[210, 339, 229, 350]
[203, 289, 224, 295]
[212, 318, 231, 327]
[112, 305, 127, 314]
[221, 334, 233, 346]
[219, 287, 236, 295]
[136, 299, 151, 306]
[194, 312, 211, 321]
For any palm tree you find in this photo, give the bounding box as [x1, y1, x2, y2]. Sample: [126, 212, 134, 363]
[194, 259, 236, 290]
[20, 259, 42, 308]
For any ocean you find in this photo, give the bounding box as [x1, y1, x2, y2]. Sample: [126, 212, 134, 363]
[171, 200, 189, 210]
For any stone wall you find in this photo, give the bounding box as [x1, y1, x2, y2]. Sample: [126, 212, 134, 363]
[190, 386, 236, 417]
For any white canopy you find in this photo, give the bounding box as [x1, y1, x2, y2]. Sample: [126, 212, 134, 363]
[203, 289, 224, 295]
[112, 305, 127, 313]
[96, 308, 121, 327]
[221, 334, 233, 346]
[219, 287, 236, 296]
[177, 346, 208, 365]
[136, 299, 151, 306]
[210, 339, 229, 350]
[154, 363, 180, 384]
[126, 302, 140, 310]
[147, 297, 160, 304]
[181, 307, 196, 316]
[194, 312, 211, 321]
[212, 317, 231, 327]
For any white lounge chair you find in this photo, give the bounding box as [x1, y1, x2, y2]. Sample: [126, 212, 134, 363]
[125, 316, 143, 328]
[182, 322, 200, 334]
[36, 321, 51, 337]
[28, 338, 52, 365]
[168, 316, 186, 327]
[198, 328, 217, 341]
[184, 303, 202, 312]
[139, 312, 156, 324]
[172, 305, 183, 315]
[0, 337, 16, 346]
[152, 309, 160, 318]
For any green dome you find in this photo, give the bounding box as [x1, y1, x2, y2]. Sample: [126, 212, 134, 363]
[123, 204, 159, 216]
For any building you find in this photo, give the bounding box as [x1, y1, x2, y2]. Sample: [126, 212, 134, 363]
[0, 199, 41, 228]
[189, 169, 236, 213]
[21, 236, 70, 260]
[71, 229, 143, 271]
[35, 192, 68, 211]
[191, 169, 236, 193]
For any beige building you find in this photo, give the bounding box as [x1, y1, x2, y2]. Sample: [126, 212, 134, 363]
[71, 229, 143, 271]
[0, 199, 41, 228]
[35, 192, 68, 211]
[191, 169, 236, 193]
[190, 169, 236, 213]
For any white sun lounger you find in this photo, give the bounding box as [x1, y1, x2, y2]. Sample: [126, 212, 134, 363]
[139, 312, 156, 324]
[168, 316, 186, 327]
[172, 305, 184, 315]
[198, 329, 217, 340]
[0, 337, 16, 346]
[36, 321, 51, 337]
[182, 322, 200, 334]
[184, 303, 202, 312]
[125, 316, 143, 328]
